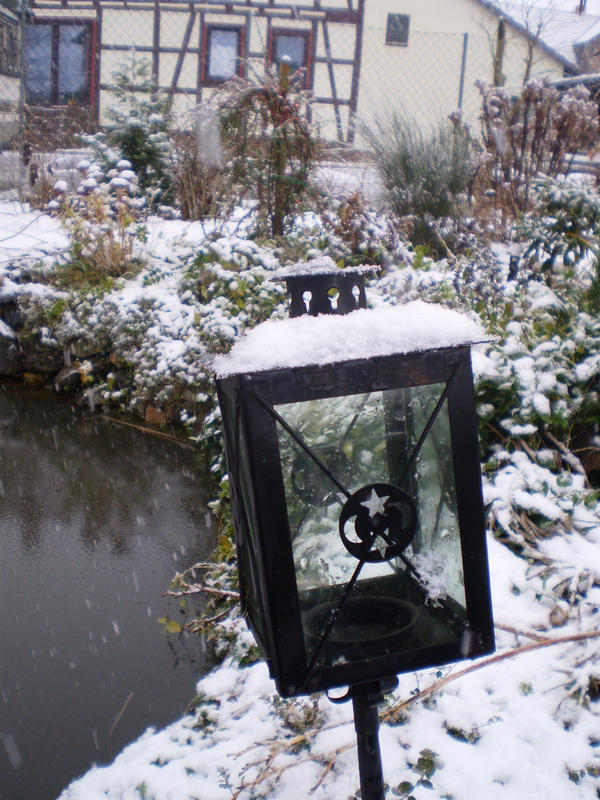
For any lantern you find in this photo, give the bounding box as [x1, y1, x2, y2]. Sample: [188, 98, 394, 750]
[213, 260, 494, 797]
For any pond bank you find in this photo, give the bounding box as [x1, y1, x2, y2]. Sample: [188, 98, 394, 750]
[0, 199, 291, 430]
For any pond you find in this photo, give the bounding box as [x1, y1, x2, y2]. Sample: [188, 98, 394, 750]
[0, 383, 217, 800]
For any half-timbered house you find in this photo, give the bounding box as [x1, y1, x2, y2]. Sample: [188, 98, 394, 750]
[9, 0, 600, 145]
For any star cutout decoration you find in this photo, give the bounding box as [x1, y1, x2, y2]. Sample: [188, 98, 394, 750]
[360, 488, 389, 518]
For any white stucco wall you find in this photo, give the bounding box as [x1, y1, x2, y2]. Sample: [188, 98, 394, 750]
[353, 0, 566, 138]
[0, 74, 18, 144]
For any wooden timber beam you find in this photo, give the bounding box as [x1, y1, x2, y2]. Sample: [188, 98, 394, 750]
[30, 0, 360, 23]
[168, 8, 196, 99]
[152, 0, 160, 90]
[196, 9, 204, 103]
[347, 0, 363, 143]
[321, 18, 343, 141]
[103, 43, 200, 52]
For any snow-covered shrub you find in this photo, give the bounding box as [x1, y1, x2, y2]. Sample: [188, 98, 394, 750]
[82, 55, 175, 209]
[180, 237, 286, 352]
[520, 177, 600, 272]
[50, 160, 147, 285]
[375, 245, 598, 453]
[518, 177, 600, 312]
[478, 79, 599, 219]
[319, 192, 413, 267]
[361, 113, 473, 253]
[217, 66, 317, 238]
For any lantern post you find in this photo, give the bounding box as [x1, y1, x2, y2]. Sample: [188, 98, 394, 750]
[213, 257, 494, 799]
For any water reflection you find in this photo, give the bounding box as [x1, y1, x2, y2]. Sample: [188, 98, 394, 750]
[0, 392, 205, 555]
[0, 383, 217, 800]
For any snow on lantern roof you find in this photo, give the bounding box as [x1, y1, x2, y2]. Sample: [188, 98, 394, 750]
[213, 301, 488, 378]
[272, 255, 378, 280]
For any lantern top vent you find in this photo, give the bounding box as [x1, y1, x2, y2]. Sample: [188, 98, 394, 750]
[274, 256, 379, 318]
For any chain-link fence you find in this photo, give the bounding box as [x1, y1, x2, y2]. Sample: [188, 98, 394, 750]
[0, 1, 566, 195]
[351, 28, 493, 142]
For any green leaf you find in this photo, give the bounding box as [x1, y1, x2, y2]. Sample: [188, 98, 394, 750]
[157, 617, 182, 634]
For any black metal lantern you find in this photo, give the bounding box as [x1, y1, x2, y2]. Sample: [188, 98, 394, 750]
[213, 260, 494, 798]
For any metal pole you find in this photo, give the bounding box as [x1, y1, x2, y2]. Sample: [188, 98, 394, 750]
[458, 32, 468, 112]
[17, 0, 26, 203]
[351, 678, 398, 800]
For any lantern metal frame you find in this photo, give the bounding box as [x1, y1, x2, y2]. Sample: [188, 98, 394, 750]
[216, 342, 494, 699]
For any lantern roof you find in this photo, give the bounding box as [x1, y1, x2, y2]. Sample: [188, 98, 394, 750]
[213, 301, 487, 378]
[273, 255, 377, 280]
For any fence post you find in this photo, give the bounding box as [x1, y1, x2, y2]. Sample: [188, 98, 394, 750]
[458, 32, 468, 111]
[17, 0, 26, 203]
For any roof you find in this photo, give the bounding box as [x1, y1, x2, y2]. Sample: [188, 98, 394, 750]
[478, 0, 600, 71]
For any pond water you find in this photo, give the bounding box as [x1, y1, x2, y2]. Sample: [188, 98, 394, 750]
[0, 383, 217, 800]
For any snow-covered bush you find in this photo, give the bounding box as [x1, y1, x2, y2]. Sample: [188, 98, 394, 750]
[319, 192, 413, 267]
[180, 237, 287, 351]
[518, 177, 600, 312]
[520, 177, 600, 269]
[82, 55, 175, 210]
[50, 159, 147, 285]
[217, 65, 317, 238]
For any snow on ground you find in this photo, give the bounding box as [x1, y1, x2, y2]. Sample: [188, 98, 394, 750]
[0, 201, 70, 265]
[57, 534, 600, 800]
[1, 201, 599, 800]
[315, 161, 383, 205]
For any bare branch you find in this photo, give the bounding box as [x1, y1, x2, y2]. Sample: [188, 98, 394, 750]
[164, 585, 240, 600]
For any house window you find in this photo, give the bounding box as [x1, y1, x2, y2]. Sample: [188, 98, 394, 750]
[386, 13, 410, 46]
[204, 26, 244, 84]
[0, 11, 19, 78]
[25, 20, 93, 105]
[270, 29, 311, 87]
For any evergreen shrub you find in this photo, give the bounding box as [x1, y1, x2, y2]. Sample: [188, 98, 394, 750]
[216, 66, 317, 238]
[82, 55, 175, 209]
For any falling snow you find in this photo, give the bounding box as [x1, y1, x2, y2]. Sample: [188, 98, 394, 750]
[1, 199, 599, 800]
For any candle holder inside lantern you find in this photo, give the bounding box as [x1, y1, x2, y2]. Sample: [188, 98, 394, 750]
[214, 257, 494, 800]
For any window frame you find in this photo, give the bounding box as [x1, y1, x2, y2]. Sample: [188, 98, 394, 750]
[268, 28, 313, 89]
[0, 8, 19, 78]
[202, 24, 245, 86]
[24, 18, 96, 107]
[385, 13, 410, 47]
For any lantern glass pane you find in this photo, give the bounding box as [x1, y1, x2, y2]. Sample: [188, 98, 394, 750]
[274, 383, 467, 671]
